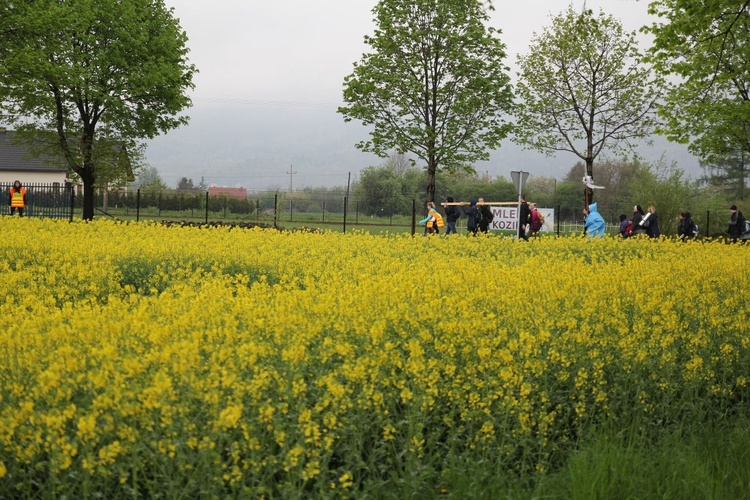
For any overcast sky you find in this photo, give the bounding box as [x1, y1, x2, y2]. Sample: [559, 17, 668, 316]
[147, 0, 695, 190]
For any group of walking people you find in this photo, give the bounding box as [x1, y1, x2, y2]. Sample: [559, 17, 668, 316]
[616, 204, 746, 241]
[616, 204, 662, 239]
[420, 195, 747, 241]
[517, 195, 545, 240]
[420, 194, 545, 237]
[420, 197, 494, 235]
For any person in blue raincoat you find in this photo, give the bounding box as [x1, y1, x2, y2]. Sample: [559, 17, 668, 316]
[583, 202, 606, 237]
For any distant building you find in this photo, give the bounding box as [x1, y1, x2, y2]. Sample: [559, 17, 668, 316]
[0, 128, 70, 185]
[208, 186, 248, 200]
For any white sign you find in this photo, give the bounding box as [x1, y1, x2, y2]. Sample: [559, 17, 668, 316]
[487, 206, 555, 232]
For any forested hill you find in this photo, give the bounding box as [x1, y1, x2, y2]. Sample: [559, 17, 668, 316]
[145, 104, 700, 190]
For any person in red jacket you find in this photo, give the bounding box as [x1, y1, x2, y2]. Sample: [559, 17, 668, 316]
[9, 180, 27, 217]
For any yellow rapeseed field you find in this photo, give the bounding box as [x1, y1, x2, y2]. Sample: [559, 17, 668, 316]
[0, 217, 748, 496]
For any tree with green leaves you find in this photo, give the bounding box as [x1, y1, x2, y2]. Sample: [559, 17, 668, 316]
[134, 167, 168, 192]
[177, 177, 196, 191]
[356, 166, 409, 217]
[0, 0, 196, 220]
[514, 6, 662, 205]
[338, 0, 514, 203]
[645, 1, 750, 197]
[700, 150, 748, 201]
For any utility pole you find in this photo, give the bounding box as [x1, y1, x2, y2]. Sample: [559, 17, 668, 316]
[287, 165, 297, 195]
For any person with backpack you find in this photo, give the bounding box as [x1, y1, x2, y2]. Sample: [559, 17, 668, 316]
[529, 202, 544, 236]
[477, 197, 493, 234]
[618, 214, 632, 238]
[517, 194, 531, 240]
[678, 212, 698, 240]
[418, 202, 444, 235]
[442, 196, 461, 235]
[728, 205, 746, 241]
[461, 199, 479, 235]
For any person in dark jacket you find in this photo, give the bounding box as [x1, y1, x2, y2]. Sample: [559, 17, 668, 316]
[678, 212, 697, 240]
[442, 197, 461, 235]
[643, 205, 661, 238]
[518, 194, 530, 240]
[728, 205, 746, 241]
[477, 197, 493, 233]
[631, 205, 647, 236]
[461, 199, 479, 235]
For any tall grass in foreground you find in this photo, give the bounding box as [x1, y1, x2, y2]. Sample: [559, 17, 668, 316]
[530, 413, 750, 500]
[0, 218, 749, 498]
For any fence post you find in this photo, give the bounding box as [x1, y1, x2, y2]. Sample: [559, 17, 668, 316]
[224, 197, 228, 219]
[556, 204, 561, 236]
[356, 201, 359, 224]
[273, 193, 278, 228]
[205, 191, 209, 224]
[411, 199, 416, 236]
[706, 210, 710, 238]
[136, 188, 141, 222]
[68, 183, 75, 222]
[343, 196, 348, 233]
[289, 199, 293, 223]
[158, 192, 162, 217]
[256, 199, 260, 222]
[322, 200, 326, 223]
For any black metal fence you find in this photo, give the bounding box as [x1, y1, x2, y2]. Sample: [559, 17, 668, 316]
[11, 185, 731, 238]
[84, 188, 386, 230]
[1, 182, 74, 220]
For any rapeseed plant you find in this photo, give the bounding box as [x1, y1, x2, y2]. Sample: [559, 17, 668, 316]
[0, 218, 749, 496]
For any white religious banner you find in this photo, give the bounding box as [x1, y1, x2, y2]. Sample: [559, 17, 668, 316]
[487, 206, 555, 233]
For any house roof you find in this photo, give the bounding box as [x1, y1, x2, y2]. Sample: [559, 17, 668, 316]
[0, 130, 68, 172]
[208, 186, 248, 199]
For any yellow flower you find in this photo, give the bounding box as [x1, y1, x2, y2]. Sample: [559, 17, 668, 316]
[217, 404, 243, 430]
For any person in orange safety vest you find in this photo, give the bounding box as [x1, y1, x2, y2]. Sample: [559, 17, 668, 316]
[418, 202, 445, 235]
[9, 180, 27, 217]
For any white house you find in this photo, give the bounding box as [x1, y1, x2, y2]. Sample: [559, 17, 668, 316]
[0, 128, 70, 185]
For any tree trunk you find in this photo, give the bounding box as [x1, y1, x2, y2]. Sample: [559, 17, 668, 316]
[426, 169, 436, 204]
[81, 170, 96, 220]
[741, 152, 747, 201]
[584, 157, 595, 207]
[425, 152, 437, 204]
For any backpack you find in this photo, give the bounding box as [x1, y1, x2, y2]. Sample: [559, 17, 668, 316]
[530, 210, 543, 231]
[624, 221, 633, 236]
[692, 223, 699, 235]
[744, 219, 750, 235]
[479, 206, 492, 225]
